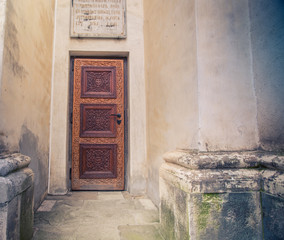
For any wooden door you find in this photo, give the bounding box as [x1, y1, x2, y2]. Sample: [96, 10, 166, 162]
[71, 58, 125, 190]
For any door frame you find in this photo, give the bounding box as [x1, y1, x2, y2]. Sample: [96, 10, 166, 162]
[68, 56, 128, 190]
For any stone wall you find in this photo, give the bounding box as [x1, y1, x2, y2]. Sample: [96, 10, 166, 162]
[160, 150, 284, 240]
[0, 154, 34, 240]
[0, 0, 55, 209]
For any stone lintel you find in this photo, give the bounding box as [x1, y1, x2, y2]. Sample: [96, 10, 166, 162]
[0, 153, 31, 177]
[163, 150, 284, 171]
[0, 168, 34, 204]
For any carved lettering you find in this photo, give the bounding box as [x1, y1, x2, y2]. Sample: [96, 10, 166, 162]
[71, 0, 126, 38]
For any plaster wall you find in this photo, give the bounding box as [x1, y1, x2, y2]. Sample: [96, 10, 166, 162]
[144, 0, 199, 205]
[197, 0, 259, 151]
[49, 0, 147, 195]
[249, 0, 284, 151]
[144, 0, 269, 205]
[0, 0, 6, 89]
[0, 0, 55, 209]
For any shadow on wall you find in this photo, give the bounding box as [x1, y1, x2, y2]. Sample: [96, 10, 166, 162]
[19, 125, 48, 210]
[249, 0, 284, 151]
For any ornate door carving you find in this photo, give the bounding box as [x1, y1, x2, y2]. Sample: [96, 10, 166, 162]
[72, 59, 124, 190]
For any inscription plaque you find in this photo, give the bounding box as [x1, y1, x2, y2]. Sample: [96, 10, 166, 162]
[70, 0, 126, 38]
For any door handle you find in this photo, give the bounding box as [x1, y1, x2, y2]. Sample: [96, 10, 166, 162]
[111, 113, 121, 118]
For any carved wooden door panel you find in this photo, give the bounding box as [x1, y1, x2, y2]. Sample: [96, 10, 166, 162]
[72, 58, 124, 190]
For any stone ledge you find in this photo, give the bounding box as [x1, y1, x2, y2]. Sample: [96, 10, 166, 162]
[0, 168, 34, 204]
[160, 163, 284, 197]
[0, 153, 31, 177]
[160, 163, 262, 194]
[163, 150, 284, 170]
[160, 150, 284, 240]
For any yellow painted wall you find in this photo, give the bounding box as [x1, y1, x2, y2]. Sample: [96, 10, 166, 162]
[144, 0, 261, 205]
[48, 0, 147, 195]
[144, 0, 199, 205]
[0, 0, 55, 209]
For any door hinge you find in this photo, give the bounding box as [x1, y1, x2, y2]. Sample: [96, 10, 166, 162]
[69, 168, 72, 180]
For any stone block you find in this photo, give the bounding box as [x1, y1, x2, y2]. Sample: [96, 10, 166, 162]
[262, 170, 284, 199]
[163, 150, 260, 170]
[174, 187, 189, 240]
[0, 205, 8, 240]
[0, 154, 31, 177]
[0, 154, 34, 240]
[20, 185, 34, 240]
[160, 176, 175, 240]
[0, 168, 34, 205]
[160, 150, 284, 240]
[160, 180, 190, 240]
[7, 196, 20, 240]
[160, 163, 262, 194]
[189, 193, 262, 240]
[262, 193, 284, 240]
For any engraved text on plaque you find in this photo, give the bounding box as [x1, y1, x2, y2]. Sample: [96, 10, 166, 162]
[70, 0, 126, 38]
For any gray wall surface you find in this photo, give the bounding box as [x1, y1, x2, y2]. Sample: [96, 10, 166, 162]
[249, 0, 284, 151]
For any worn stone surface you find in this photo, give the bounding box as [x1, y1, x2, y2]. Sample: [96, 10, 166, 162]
[0, 168, 33, 204]
[160, 163, 261, 194]
[0, 153, 34, 240]
[33, 191, 161, 240]
[262, 193, 284, 240]
[164, 150, 284, 171]
[163, 150, 260, 169]
[160, 178, 175, 240]
[262, 170, 284, 199]
[189, 193, 262, 240]
[160, 151, 284, 240]
[0, 204, 8, 239]
[119, 224, 162, 240]
[20, 185, 34, 240]
[1, 187, 34, 240]
[7, 195, 20, 240]
[0, 153, 30, 176]
[260, 154, 284, 171]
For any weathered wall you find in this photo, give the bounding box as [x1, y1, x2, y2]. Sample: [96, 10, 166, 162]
[144, 0, 261, 205]
[144, 0, 199, 205]
[0, 0, 55, 209]
[49, 0, 147, 195]
[249, 0, 284, 151]
[197, 0, 259, 151]
[160, 150, 284, 240]
[0, 0, 6, 90]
